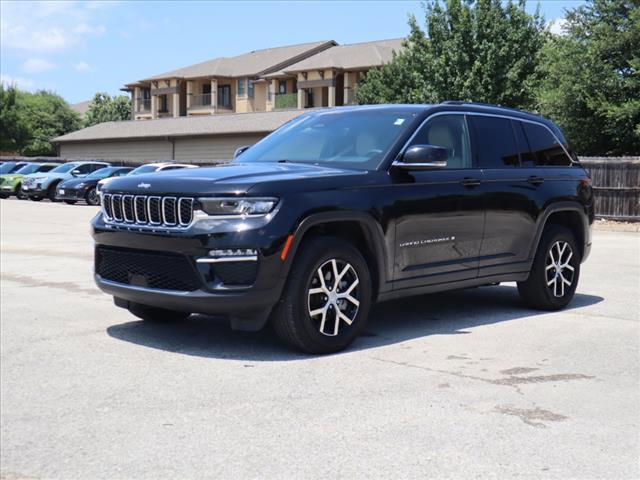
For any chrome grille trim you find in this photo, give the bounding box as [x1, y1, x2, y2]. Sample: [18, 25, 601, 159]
[161, 197, 178, 226]
[178, 197, 193, 226]
[100, 194, 195, 230]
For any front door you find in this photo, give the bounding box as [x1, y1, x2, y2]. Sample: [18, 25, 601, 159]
[391, 113, 485, 289]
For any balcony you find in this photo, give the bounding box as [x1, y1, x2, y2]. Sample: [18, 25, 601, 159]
[136, 98, 151, 112]
[191, 93, 212, 108]
[274, 93, 297, 110]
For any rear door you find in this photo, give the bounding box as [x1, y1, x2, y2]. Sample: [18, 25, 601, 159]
[469, 115, 558, 276]
[392, 113, 485, 288]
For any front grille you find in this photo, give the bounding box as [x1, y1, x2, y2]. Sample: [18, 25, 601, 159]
[95, 246, 202, 291]
[23, 177, 35, 187]
[101, 194, 194, 229]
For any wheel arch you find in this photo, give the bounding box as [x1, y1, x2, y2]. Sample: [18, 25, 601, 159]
[281, 211, 389, 300]
[529, 202, 590, 262]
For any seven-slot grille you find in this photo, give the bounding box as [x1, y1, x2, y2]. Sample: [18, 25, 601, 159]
[101, 193, 194, 228]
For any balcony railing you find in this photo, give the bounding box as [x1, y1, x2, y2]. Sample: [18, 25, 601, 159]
[274, 93, 297, 110]
[136, 98, 151, 112]
[191, 93, 212, 108]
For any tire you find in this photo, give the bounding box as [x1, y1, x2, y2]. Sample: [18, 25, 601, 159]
[15, 184, 26, 200]
[127, 302, 190, 323]
[47, 184, 60, 202]
[517, 225, 581, 310]
[0, 193, 8, 199]
[29, 196, 43, 201]
[271, 236, 372, 354]
[85, 187, 100, 206]
[64, 200, 77, 205]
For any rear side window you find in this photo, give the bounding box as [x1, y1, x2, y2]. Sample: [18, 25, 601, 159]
[512, 121, 536, 166]
[470, 116, 519, 168]
[522, 123, 572, 166]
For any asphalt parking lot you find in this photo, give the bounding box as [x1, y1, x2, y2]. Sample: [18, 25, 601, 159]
[1, 199, 639, 479]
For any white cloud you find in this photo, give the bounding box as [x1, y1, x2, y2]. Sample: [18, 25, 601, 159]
[0, 73, 35, 89]
[21, 58, 55, 73]
[74, 61, 92, 72]
[548, 18, 568, 36]
[0, 1, 109, 53]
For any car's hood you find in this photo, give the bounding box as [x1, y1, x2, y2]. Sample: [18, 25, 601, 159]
[59, 177, 98, 188]
[101, 162, 369, 196]
[23, 172, 70, 181]
[0, 174, 23, 182]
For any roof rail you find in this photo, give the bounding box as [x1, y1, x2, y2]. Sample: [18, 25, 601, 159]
[439, 100, 528, 114]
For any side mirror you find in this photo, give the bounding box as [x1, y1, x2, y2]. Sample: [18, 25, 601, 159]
[396, 144, 448, 170]
[71, 169, 85, 177]
[234, 145, 250, 159]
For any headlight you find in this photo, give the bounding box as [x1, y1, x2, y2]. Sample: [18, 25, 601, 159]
[198, 197, 278, 216]
[76, 183, 86, 188]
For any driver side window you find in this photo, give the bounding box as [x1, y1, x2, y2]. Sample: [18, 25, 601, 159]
[409, 114, 472, 168]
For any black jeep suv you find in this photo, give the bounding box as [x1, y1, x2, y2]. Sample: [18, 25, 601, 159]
[93, 103, 593, 353]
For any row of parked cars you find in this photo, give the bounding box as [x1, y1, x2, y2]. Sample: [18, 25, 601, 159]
[0, 160, 198, 205]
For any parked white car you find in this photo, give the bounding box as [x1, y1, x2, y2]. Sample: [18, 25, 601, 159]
[97, 163, 198, 191]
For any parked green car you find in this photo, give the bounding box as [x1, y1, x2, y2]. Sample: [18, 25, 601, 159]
[0, 163, 59, 199]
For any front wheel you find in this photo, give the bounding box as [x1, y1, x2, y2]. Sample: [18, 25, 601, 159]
[0, 193, 9, 199]
[127, 303, 190, 323]
[29, 196, 43, 202]
[85, 187, 100, 206]
[48, 185, 60, 202]
[15, 185, 27, 200]
[64, 200, 77, 205]
[271, 236, 372, 354]
[518, 225, 581, 310]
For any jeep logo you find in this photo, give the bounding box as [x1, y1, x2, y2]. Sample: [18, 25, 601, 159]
[137, 182, 151, 189]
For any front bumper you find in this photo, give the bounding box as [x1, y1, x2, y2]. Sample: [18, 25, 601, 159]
[56, 187, 85, 201]
[21, 185, 48, 197]
[92, 216, 291, 331]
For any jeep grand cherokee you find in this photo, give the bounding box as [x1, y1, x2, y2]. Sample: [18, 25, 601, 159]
[92, 103, 593, 354]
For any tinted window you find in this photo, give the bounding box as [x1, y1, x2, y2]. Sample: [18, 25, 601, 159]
[51, 163, 77, 173]
[15, 164, 42, 175]
[470, 116, 519, 168]
[74, 164, 95, 174]
[37, 164, 56, 173]
[0, 162, 26, 174]
[129, 165, 158, 175]
[160, 165, 186, 171]
[512, 121, 536, 166]
[522, 123, 572, 166]
[87, 167, 119, 179]
[408, 115, 471, 168]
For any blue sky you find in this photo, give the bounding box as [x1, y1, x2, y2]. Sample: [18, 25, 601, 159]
[0, 0, 586, 104]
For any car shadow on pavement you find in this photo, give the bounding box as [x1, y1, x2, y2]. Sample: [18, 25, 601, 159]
[106, 285, 604, 361]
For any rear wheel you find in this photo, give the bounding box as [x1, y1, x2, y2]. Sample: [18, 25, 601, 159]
[272, 236, 372, 354]
[85, 187, 99, 206]
[29, 196, 43, 201]
[518, 225, 580, 310]
[127, 303, 190, 323]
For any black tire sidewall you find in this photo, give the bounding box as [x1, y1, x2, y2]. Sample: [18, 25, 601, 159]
[86, 188, 99, 205]
[285, 237, 372, 352]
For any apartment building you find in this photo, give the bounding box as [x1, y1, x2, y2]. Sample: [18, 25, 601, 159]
[124, 38, 403, 120]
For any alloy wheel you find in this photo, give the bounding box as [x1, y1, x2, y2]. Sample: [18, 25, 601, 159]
[545, 240, 575, 298]
[87, 189, 99, 205]
[307, 258, 360, 336]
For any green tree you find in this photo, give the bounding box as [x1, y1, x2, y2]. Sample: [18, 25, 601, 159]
[0, 86, 81, 156]
[84, 92, 132, 127]
[536, 0, 640, 155]
[356, 0, 546, 109]
[0, 85, 29, 153]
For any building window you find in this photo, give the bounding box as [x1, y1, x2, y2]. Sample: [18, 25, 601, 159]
[248, 79, 254, 98]
[279, 80, 287, 94]
[238, 78, 245, 96]
[158, 94, 168, 113]
[218, 85, 231, 108]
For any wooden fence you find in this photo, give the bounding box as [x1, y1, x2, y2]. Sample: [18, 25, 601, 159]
[579, 157, 640, 222]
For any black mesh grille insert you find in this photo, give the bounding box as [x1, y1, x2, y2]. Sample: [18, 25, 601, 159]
[135, 196, 147, 223]
[123, 195, 135, 222]
[102, 194, 113, 218]
[179, 198, 193, 225]
[148, 197, 161, 224]
[214, 261, 258, 286]
[112, 195, 123, 221]
[96, 246, 201, 291]
[163, 198, 177, 225]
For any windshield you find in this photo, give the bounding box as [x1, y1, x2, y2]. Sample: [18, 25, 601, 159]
[87, 167, 119, 179]
[50, 163, 77, 173]
[235, 110, 416, 169]
[0, 162, 24, 174]
[129, 165, 159, 175]
[14, 164, 41, 175]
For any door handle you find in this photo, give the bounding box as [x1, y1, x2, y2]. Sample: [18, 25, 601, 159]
[527, 175, 545, 185]
[460, 177, 481, 187]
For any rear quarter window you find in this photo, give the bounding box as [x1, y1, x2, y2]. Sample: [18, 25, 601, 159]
[469, 116, 520, 168]
[522, 122, 572, 166]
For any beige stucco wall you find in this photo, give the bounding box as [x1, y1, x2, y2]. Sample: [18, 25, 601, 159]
[60, 140, 173, 162]
[173, 134, 266, 161]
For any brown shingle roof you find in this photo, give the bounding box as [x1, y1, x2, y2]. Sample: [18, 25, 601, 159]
[53, 109, 307, 143]
[284, 38, 404, 72]
[142, 41, 336, 81]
